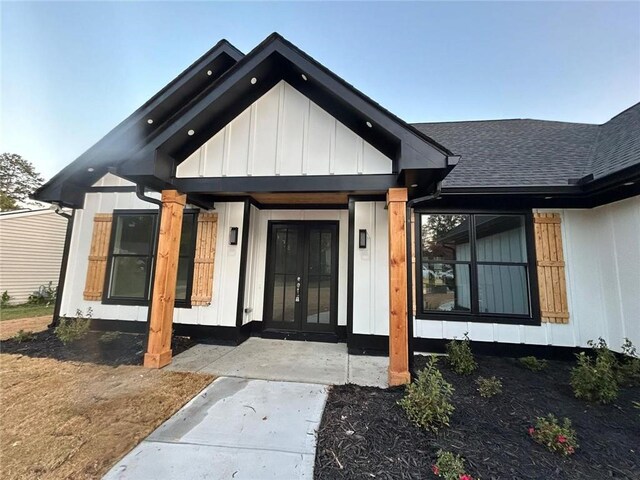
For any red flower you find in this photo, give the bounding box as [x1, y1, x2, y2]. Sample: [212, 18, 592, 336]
[528, 427, 535, 435]
[459, 475, 474, 480]
[432, 465, 440, 475]
[567, 446, 575, 454]
[557, 435, 567, 444]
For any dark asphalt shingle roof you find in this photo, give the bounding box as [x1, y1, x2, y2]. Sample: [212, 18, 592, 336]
[412, 102, 640, 188]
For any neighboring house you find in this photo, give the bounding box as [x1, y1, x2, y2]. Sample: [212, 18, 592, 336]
[0, 208, 69, 304]
[33, 34, 639, 385]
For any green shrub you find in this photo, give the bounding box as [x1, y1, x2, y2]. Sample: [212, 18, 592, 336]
[445, 333, 477, 375]
[28, 282, 57, 305]
[431, 450, 467, 480]
[55, 308, 92, 345]
[570, 338, 618, 404]
[476, 376, 502, 397]
[98, 331, 121, 344]
[528, 414, 578, 456]
[617, 338, 640, 387]
[12, 329, 35, 342]
[519, 356, 548, 372]
[398, 357, 454, 432]
[1, 290, 11, 308]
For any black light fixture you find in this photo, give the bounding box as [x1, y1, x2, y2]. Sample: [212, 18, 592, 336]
[359, 229, 367, 249]
[229, 227, 239, 245]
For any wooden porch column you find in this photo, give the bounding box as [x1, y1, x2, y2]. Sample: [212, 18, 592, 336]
[387, 187, 411, 386]
[144, 190, 186, 369]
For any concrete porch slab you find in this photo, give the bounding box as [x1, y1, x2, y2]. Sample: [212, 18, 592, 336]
[166, 337, 389, 388]
[103, 377, 327, 480]
[198, 338, 348, 385]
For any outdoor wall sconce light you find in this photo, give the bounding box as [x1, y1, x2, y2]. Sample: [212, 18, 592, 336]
[229, 227, 239, 245]
[359, 229, 367, 249]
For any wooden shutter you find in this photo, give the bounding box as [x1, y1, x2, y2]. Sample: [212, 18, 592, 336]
[191, 212, 218, 306]
[533, 213, 569, 324]
[83, 213, 113, 301]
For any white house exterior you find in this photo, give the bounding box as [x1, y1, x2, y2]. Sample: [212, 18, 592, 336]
[34, 34, 640, 382]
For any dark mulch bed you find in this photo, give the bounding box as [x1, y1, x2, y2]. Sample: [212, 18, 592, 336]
[0, 328, 195, 366]
[315, 355, 640, 480]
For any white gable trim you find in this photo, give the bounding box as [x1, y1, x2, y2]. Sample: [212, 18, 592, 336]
[176, 81, 392, 178]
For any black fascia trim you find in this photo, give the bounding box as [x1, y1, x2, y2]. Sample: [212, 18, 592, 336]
[251, 203, 348, 210]
[346, 197, 356, 339]
[582, 162, 640, 193]
[87, 186, 138, 193]
[34, 41, 244, 205]
[235, 199, 252, 329]
[50, 210, 75, 327]
[173, 174, 399, 194]
[413, 209, 541, 326]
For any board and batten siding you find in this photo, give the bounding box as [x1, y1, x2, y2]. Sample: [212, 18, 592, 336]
[60, 184, 245, 327]
[0, 209, 68, 304]
[176, 80, 392, 178]
[413, 197, 640, 353]
[352, 201, 390, 336]
[242, 208, 349, 327]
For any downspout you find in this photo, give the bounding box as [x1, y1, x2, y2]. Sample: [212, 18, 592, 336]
[135, 185, 163, 348]
[405, 181, 442, 375]
[50, 205, 74, 328]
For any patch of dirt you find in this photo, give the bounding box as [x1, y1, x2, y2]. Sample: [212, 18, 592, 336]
[0, 328, 195, 366]
[0, 353, 213, 480]
[315, 355, 640, 480]
[0, 315, 51, 340]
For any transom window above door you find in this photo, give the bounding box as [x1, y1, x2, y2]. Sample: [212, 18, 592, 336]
[416, 212, 539, 325]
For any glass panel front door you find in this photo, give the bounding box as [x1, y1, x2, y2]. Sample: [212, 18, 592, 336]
[264, 222, 338, 332]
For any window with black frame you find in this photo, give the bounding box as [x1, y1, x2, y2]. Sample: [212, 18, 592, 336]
[105, 211, 196, 306]
[418, 213, 535, 323]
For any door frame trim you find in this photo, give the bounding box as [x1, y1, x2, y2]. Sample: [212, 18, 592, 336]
[262, 220, 340, 334]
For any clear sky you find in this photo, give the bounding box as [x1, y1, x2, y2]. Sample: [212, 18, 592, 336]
[2, 1, 639, 181]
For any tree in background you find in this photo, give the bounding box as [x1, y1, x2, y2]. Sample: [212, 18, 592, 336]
[0, 153, 44, 211]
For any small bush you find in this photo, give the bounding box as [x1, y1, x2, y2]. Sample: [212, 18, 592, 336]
[1, 290, 11, 307]
[55, 308, 92, 345]
[528, 414, 578, 456]
[570, 338, 619, 404]
[98, 331, 121, 344]
[519, 356, 548, 372]
[431, 450, 469, 480]
[445, 333, 477, 375]
[12, 329, 35, 342]
[617, 338, 640, 387]
[476, 376, 502, 397]
[28, 282, 57, 305]
[398, 357, 454, 432]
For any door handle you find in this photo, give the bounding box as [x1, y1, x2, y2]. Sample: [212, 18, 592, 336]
[295, 276, 301, 302]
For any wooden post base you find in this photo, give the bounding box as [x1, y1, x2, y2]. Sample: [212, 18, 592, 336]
[144, 350, 173, 369]
[389, 368, 412, 387]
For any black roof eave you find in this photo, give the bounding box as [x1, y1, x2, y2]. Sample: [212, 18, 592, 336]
[33, 40, 244, 204]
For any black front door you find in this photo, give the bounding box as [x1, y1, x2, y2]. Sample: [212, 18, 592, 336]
[264, 221, 338, 333]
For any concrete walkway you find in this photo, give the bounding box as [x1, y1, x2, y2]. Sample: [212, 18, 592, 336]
[165, 337, 388, 388]
[104, 376, 327, 480]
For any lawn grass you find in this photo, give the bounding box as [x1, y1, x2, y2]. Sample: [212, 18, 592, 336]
[0, 303, 54, 321]
[0, 353, 213, 479]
